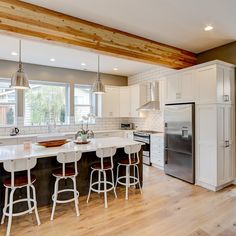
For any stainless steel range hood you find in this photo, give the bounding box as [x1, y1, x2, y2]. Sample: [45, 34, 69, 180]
[137, 81, 160, 111]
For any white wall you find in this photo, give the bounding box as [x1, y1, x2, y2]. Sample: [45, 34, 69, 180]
[128, 67, 174, 132]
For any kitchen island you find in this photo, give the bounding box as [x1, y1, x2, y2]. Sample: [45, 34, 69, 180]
[0, 137, 143, 216]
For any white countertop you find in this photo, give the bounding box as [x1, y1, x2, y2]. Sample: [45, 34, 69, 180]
[0, 137, 141, 162]
[0, 129, 134, 140]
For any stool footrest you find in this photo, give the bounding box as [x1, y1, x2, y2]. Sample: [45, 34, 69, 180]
[117, 176, 139, 186]
[3, 198, 36, 217]
[52, 189, 79, 204]
[91, 181, 115, 193]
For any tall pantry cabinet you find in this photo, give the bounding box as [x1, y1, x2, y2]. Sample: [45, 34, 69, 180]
[195, 63, 235, 191]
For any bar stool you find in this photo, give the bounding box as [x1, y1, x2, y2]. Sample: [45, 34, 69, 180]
[51, 150, 82, 220]
[115, 144, 142, 200]
[1, 158, 40, 236]
[87, 147, 117, 208]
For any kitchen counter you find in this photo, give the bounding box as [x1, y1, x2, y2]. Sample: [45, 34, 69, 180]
[0, 137, 143, 216]
[0, 137, 140, 162]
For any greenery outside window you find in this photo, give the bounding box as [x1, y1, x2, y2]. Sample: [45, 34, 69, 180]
[0, 79, 16, 127]
[74, 84, 96, 123]
[24, 81, 69, 126]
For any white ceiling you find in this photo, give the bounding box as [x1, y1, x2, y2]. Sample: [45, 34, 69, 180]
[0, 34, 157, 76]
[23, 0, 236, 53]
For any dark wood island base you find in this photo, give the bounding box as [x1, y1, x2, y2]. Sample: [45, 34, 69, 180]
[0, 148, 143, 217]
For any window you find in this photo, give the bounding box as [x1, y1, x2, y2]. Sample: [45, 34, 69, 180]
[74, 85, 95, 123]
[0, 79, 16, 126]
[24, 81, 69, 126]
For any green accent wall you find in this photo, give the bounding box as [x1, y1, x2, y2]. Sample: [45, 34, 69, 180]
[197, 41, 236, 65]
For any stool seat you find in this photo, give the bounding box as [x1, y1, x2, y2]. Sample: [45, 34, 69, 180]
[91, 161, 112, 170]
[3, 174, 36, 187]
[52, 167, 75, 177]
[118, 157, 137, 165]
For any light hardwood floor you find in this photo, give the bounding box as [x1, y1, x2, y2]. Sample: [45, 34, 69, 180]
[1, 166, 236, 236]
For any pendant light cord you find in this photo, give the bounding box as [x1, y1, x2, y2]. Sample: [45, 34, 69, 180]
[19, 40, 22, 63]
[97, 55, 100, 81]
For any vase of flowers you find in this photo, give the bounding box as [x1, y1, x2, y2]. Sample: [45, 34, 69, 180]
[75, 114, 95, 142]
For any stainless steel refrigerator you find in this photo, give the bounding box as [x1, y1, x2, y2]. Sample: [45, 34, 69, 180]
[164, 103, 195, 184]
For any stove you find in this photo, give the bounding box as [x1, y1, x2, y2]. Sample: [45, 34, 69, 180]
[133, 130, 162, 165]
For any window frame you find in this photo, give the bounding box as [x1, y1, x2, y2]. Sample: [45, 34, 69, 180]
[0, 78, 17, 127]
[74, 84, 96, 124]
[24, 80, 70, 126]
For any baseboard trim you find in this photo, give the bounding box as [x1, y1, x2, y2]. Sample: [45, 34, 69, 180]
[196, 180, 234, 191]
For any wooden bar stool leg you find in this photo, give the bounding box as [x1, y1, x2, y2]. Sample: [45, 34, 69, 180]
[51, 178, 59, 221]
[136, 165, 142, 194]
[72, 176, 80, 216]
[31, 185, 41, 225]
[87, 170, 95, 204]
[111, 169, 117, 198]
[103, 170, 108, 208]
[27, 185, 32, 214]
[6, 188, 15, 236]
[1, 187, 8, 225]
[125, 166, 130, 200]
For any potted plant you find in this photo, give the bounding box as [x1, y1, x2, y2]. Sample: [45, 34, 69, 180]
[76, 114, 94, 142]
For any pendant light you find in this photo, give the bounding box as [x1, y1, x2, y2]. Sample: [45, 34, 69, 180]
[10, 40, 30, 89]
[92, 55, 105, 94]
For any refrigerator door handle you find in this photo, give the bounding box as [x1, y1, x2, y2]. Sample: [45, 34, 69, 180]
[181, 126, 189, 138]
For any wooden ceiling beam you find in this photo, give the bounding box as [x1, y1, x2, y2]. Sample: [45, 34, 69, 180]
[0, 0, 196, 69]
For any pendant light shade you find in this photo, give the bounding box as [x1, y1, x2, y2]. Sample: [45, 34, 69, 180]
[92, 55, 105, 94]
[10, 40, 30, 89]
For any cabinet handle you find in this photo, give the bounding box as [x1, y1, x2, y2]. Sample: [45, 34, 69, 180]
[176, 93, 181, 99]
[225, 140, 230, 148]
[223, 95, 230, 102]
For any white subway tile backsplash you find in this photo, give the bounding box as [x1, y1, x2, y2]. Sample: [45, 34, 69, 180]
[0, 116, 125, 136]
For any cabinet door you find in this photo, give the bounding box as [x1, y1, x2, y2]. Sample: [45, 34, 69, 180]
[101, 86, 120, 117]
[223, 68, 234, 104]
[119, 87, 131, 117]
[165, 73, 180, 103]
[223, 105, 234, 182]
[195, 66, 217, 104]
[130, 84, 140, 117]
[180, 71, 195, 102]
[217, 105, 234, 185]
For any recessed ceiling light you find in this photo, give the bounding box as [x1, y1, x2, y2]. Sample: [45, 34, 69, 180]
[204, 25, 213, 31]
[50, 58, 55, 62]
[11, 52, 18, 56]
[81, 62, 86, 66]
[113, 68, 118, 71]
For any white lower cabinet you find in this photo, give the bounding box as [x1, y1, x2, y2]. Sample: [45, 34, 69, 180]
[150, 134, 164, 169]
[196, 104, 235, 191]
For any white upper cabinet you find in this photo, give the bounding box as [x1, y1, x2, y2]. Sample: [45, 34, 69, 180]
[165, 61, 235, 105]
[98, 84, 147, 118]
[165, 70, 195, 104]
[98, 85, 120, 117]
[130, 84, 147, 117]
[119, 86, 131, 117]
[195, 64, 234, 104]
